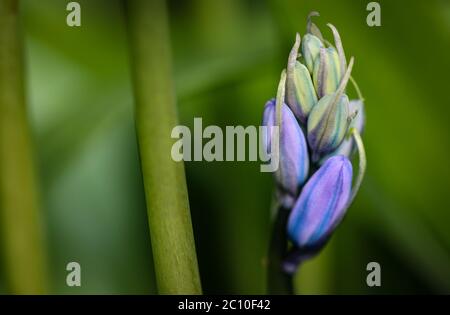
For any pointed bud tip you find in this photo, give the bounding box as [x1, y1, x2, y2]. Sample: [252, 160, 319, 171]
[308, 11, 320, 19]
[326, 23, 336, 30]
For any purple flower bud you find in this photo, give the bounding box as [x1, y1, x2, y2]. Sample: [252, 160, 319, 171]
[287, 155, 352, 250]
[262, 99, 309, 207]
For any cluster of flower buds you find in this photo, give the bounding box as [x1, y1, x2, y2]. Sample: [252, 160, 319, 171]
[262, 12, 366, 274]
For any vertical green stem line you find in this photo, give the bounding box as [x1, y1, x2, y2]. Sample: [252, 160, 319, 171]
[0, 0, 48, 294]
[125, 0, 202, 294]
[267, 206, 293, 294]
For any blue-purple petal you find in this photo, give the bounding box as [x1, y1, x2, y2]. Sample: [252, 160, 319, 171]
[287, 155, 352, 249]
[262, 99, 276, 153]
[262, 99, 309, 203]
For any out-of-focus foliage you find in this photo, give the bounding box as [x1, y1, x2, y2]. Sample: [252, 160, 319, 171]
[0, 0, 448, 294]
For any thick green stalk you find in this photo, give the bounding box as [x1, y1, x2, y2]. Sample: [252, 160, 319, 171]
[125, 0, 202, 294]
[0, 0, 48, 294]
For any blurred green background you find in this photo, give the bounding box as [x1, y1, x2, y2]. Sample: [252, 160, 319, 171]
[1, 0, 449, 294]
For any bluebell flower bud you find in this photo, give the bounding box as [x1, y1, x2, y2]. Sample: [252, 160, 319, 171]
[301, 33, 324, 73]
[307, 57, 354, 162]
[286, 34, 318, 124]
[262, 99, 309, 207]
[327, 23, 347, 76]
[323, 99, 365, 160]
[312, 47, 342, 98]
[307, 93, 350, 162]
[287, 155, 352, 250]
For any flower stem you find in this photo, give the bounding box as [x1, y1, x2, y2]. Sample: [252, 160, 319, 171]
[125, 0, 202, 294]
[267, 205, 293, 294]
[0, 0, 48, 294]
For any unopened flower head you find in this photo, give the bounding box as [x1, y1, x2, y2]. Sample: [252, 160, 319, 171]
[262, 11, 367, 274]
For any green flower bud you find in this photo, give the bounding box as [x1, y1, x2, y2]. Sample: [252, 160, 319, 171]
[313, 47, 342, 98]
[307, 57, 354, 162]
[318, 99, 365, 165]
[307, 93, 350, 161]
[327, 23, 347, 75]
[286, 34, 319, 124]
[301, 33, 323, 73]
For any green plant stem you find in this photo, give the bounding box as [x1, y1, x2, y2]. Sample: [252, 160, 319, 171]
[267, 205, 293, 294]
[125, 0, 202, 294]
[0, 0, 48, 294]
